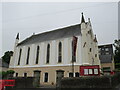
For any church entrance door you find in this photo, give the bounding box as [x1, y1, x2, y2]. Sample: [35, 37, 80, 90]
[56, 70, 64, 88]
[33, 70, 41, 87]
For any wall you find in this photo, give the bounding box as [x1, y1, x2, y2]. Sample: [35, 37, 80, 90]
[9, 36, 83, 68]
[9, 65, 80, 85]
[101, 62, 115, 71]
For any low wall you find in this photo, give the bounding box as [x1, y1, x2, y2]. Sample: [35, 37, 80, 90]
[9, 77, 34, 88]
[60, 72, 120, 88]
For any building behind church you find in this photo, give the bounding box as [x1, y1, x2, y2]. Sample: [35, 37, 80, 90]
[98, 44, 115, 73]
[9, 13, 101, 86]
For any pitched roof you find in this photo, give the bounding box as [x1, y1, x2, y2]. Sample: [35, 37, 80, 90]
[18, 24, 81, 46]
[99, 54, 113, 63]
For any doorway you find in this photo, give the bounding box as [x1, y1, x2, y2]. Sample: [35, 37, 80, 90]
[56, 70, 64, 88]
[33, 70, 41, 87]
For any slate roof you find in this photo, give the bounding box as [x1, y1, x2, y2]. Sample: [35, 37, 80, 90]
[99, 55, 113, 63]
[18, 24, 81, 46]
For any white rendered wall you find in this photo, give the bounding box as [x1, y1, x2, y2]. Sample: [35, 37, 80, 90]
[10, 35, 83, 68]
[9, 22, 100, 68]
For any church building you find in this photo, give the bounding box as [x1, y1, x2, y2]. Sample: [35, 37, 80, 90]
[9, 13, 101, 86]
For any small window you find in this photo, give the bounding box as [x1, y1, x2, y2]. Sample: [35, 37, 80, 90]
[88, 69, 93, 74]
[84, 69, 88, 75]
[90, 48, 92, 52]
[16, 73, 18, 77]
[106, 52, 109, 55]
[24, 73, 27, 77]
[44, 73, 48, 82]
[95, 54, 97, 57]
[94, 69, 98, 74]
[69, 72, 73, 77]
[105, 48, 109, 51]
[102, 48, 104, 51]
[75, 72, 79, 77]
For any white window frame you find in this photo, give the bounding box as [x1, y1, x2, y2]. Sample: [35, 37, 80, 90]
[84, 69, 88, 75]
[88, 69, 93, 74]
[94, 69, 98, 74]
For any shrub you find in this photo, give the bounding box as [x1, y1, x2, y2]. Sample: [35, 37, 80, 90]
[0, 70, 15, 79]
[6, 70, 15, 74]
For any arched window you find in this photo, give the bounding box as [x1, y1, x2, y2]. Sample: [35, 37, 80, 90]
[72, 39, 77, 62]
[36, 46, 40, 64]
[46, 44, 50, 64]
[58, 42, 62, 63]
[26, 47, 30, 65]
[18, 48, 22, 65]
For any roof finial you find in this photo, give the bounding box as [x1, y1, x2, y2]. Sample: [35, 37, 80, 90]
[94, 34, 97, 42]
[16, 33, 19, 40]
[33, 32, 35, 35]
[88, 18, 90, 22]
[81, 12, 85, 23]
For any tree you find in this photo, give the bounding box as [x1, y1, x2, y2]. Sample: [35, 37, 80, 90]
[113, 39, 120, 70]
[2, 51, 13, 64]
[0, 70, 15, 79]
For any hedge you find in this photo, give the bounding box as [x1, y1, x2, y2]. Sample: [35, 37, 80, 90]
[60, 72, 120, 88]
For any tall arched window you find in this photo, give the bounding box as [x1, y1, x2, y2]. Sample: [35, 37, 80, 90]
[46, 44, 50, 64]
[26, 47, 30, 65]
[18, 48, 22, 65]
[72, 39, 76, 62]
[36, 46, 40, 64]
[58, 42, 62, 63]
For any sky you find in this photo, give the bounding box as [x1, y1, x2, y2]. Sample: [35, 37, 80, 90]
[1, 2, 118, 57]
[118, 1, 120, 39]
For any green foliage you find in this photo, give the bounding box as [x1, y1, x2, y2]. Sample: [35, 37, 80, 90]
[0, 71, 7, 79]
[2, 51, 13, 64]
[6, 70, 15, 74]
[113, 39, 120, 69]
[0, 70, 15, 79]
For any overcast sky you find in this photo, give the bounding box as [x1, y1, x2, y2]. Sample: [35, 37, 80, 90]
[1, 2, 118, 57]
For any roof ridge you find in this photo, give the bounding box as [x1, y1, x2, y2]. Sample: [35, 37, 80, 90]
[34, 23, 80, 36]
